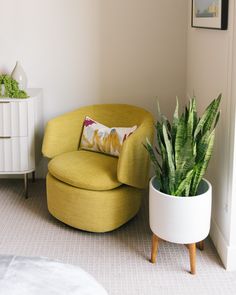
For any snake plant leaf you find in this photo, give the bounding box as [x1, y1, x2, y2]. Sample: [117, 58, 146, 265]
[174, 169, 194, 196]
[191, 130, 215, 195]
[161, 173, 169, 195]
[175, 137, 195, 187]
[160, 141, 167, 165]
[187, 101, 194, 138]
[185, 180, 191, 197]
[155, 122, 165, 158]
[195, 131, 210, 162]
[157, 100, 161, 120]
[193, 101, 215, 139]
[166, 120, 172, 135]
[175, 115, 187, 170]
[174, 97, 179, 121]
[155, 121, 163, 141]
[172, 97, 179, 146]
[214, 110, 221, 129]
[202, 94, 221, 134]
[176, 149, 194, 176]
[163, 125, 176, 194]
[194, 94, 221, 139]
[159, 140, 169, 193]
[155, 146, 161, 155]
[161, 114, 171, 137]
[193, 142, 197, 157]
[144, 139, 161, 177]
[157, 100, 170, 131]
[187, 97, 198, 137]
[184, 106, 188, 123]
[191, 97, 198, 130]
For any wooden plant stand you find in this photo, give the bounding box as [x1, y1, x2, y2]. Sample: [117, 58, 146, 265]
[150, 234, 204, 275]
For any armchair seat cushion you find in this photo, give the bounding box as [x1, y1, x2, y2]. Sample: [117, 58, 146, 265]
[48, 150, 122, 191]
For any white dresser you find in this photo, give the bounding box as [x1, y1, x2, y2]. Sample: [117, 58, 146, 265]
[0, 89, 43, 197]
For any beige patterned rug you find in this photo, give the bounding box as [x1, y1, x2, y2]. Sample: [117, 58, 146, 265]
[0, 179, 235, 295]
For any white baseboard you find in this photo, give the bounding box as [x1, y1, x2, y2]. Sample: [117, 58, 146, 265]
[210, 217, 228, 268]
[210, 217, 236, 271]
[226, 246, 236, 271]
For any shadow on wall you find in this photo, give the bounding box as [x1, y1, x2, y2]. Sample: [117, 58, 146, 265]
[97, 0, 187, 118]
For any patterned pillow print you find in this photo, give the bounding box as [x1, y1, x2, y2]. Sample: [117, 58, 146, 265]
[80, 116, 137, 157]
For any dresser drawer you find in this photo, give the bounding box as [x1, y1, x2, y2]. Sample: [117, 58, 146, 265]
[0, 137, 31, 172]
[0, 101, 28, 137]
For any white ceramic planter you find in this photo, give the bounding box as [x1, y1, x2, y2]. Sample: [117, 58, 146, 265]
[149, 176, 212, 244]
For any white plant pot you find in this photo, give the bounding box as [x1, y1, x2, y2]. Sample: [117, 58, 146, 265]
[149, 176, 212, 244]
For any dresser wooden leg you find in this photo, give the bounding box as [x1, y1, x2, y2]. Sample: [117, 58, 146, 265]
[150, 234, 159, 263]
[196, 240, 204, 251]
[188, 243, 196, 274]
[24, 173, 28, 199]
[32, 171, 36, 183]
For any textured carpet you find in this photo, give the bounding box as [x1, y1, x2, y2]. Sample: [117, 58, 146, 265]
[0, 179, 236, 295]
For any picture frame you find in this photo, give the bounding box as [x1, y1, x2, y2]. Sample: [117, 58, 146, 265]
[191, 0, 228, 30]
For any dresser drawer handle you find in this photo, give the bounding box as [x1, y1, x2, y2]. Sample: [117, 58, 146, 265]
[0, 136, 11, 139]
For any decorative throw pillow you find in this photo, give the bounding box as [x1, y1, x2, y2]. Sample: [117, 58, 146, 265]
[80, 116, 137, 157]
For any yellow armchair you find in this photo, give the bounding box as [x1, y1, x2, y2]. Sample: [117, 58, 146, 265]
[42, 104, 154, 232]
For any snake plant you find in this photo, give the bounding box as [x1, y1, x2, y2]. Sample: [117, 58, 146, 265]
[145, 94, 221, 197]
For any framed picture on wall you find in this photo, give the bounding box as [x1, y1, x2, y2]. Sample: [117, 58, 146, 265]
[192, 0, 228, 30]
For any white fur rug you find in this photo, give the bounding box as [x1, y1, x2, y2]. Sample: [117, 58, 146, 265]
[0, 255, 108, 295]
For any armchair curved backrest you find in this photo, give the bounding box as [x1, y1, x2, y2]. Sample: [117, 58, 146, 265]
[42, 104, 154, 189]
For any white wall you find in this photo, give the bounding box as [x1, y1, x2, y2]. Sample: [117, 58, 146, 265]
[186, 0, 236, 269]
[0, 0, 102, 121]
[98, 0, 187, 116]
[0, 0, 187, 120]
[0, 0, 188, 177]
[228, 2, 236, 268]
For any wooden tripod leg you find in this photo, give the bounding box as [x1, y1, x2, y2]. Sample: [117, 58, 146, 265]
[188, 243, 196, 274]
[150, 234, 159, 263]
[196, 240, 204, 251]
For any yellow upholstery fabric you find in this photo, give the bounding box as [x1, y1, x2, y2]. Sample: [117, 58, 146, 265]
[42, 104, 154, 189]
[118, 121, 153, 188]
[42, 104, 154, 232]
[48, 150, 121, 190]
[47, 173, 142, 233]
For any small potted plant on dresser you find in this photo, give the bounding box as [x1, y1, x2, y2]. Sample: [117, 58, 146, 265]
[145, 94, 221, 274]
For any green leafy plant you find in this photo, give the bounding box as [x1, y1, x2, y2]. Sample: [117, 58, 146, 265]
[0, 74, 28, 98]
[145, 94, 221, 197]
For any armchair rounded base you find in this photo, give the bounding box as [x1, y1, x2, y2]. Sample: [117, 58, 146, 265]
[46, 173, 142, 233]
